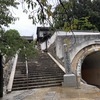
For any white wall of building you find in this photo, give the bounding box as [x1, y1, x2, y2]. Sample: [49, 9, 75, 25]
[56, 37, 64, 59]
[40, 32, 57, 50]
[40, 31, 100, 60]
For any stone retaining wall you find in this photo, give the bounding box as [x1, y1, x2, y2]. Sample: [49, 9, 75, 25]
[3, 57, 14, 94]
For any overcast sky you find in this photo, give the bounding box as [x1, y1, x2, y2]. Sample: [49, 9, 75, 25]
[5, 0, 59, 39]
[6, 4, 40, 39]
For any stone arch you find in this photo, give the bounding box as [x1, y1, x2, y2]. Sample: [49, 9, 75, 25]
[71, 44, 100, 75]
[70, 39, 100, 62]
[81, 51, 100, 87]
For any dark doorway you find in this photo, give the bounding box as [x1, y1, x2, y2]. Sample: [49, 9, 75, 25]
[0, 55, 3, 97]
[81, 51, 100, 88]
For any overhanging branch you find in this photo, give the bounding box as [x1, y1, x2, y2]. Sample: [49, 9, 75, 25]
[36, 0, 45, 23]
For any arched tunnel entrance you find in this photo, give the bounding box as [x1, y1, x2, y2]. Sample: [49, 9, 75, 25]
[81, 51, 100, 88]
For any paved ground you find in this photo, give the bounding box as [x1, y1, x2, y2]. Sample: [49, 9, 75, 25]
[1, 84, 100, 100]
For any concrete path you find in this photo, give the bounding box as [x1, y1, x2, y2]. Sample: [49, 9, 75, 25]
[1, 84, 100, 100]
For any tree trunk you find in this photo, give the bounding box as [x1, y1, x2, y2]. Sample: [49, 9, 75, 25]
[0, 55, 3, 97]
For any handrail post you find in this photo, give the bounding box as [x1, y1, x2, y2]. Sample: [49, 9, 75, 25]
[25, 56, 28, 89]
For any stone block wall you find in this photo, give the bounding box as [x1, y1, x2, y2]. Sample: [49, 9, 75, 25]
[3, 57, 14, 94]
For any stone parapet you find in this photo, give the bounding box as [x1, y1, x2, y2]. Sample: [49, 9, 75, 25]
[62, 74, 77, 87]
[3, 57, 14, 94]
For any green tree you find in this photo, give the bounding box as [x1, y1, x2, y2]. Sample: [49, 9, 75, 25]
[53, 0, 98, 31]
[0, 29, 37, 62]
[2, 29, 22, 60]
[0, 0, 52, 97]
[53, 1, 72, 29]
[0, 0, 53, 28]
[1, 0, 100, 30]
[89, 0, 100, 31]
[19, 38, 37, 61]
[0, 29, 37, 97]
[0, 0, 19, 28]
[0, 29, 22, 97]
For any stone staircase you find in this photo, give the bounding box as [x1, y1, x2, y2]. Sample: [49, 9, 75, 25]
[12, 52, 65, 91]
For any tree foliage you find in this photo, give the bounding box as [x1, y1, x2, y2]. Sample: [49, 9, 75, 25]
[0, 0, 41, 62]
[53, 1, 73, 30]
[0, 0, 19, 28]
[1, 0, 100, 31]
[23, 0, 53, 25]
[1, 29, 21, 56]
[0, 29, 37, 62]
[18, 38, 37, 61]
[53, 0, 100, 31]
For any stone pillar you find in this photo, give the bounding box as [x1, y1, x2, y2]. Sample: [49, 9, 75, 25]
[63, 44, 67, 72]
[0, 55, 3, 97]
[62, 44, 76, 87]
[76, 59, 82, 88]
[63, 44, 72, 74]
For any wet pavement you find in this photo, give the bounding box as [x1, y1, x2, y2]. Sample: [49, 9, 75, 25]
[1, 84, 100, 100]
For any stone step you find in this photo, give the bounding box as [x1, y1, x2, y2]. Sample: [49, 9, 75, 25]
[28, 72, 64, 75]
[12, 52, 64, 91]
[28, 69, 63, 72]
[15, 71, 64, 76]
[14, 75, 63, 81]
[12, 83, 62, 91]
[14, 75, 27, 78]
[12, 80, 62, 88]
[16, 67, 63, 71]
[14, 73, 63, 79]
[13, 77, 63, 84]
